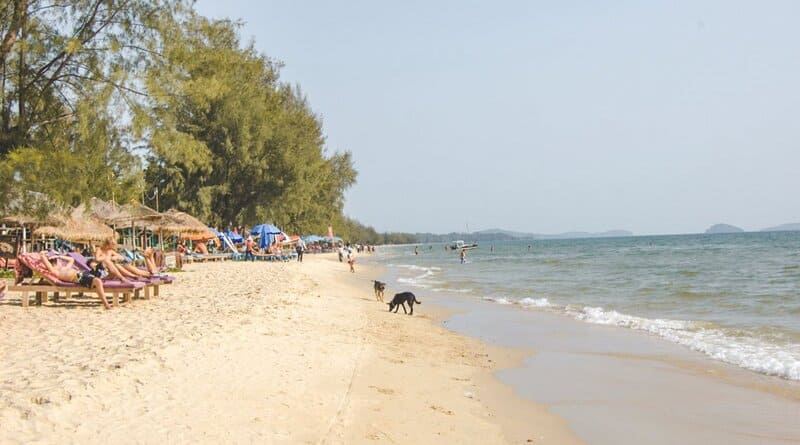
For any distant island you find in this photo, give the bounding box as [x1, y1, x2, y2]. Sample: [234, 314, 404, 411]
[413, 228, 633, 243]
[705, 224, 744, 234]
[761, 223, 800, 232]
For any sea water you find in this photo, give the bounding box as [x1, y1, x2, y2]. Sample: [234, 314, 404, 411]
[374, 232, 800, 381]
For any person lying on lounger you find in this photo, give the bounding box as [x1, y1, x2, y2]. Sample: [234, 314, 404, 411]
[95, 238, 152, 280]
[40, 252, 111, 310]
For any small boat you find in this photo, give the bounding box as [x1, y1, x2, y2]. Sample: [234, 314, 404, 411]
[449, 240, 478, 251]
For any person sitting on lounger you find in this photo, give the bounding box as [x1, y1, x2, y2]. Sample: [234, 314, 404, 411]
[194, 242, 208, 255]
[40, 252, 111, 309]
[95, 238, 152, 280]
[143, 248, 161, 275]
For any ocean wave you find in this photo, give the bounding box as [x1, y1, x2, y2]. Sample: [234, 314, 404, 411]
[483, 296, 514, 305]
[433, 287, 473, 294]
[391, 263, 441, 289]
[572, 306, 800, 381]
[482, 296, 552, 308]
[519, 297, 552, 308]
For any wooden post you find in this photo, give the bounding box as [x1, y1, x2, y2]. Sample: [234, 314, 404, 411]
[22, 291, 29, 308]
[112, 292, 119, 307]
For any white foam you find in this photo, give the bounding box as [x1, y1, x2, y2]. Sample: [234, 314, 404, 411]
[519, 297, 552, 308]
[392, 263, 440, 289]
[482, 296, 552, 308]
[573, 306, 800, 381]
[434, 288, 473, 294]
[483, 296, 513, 305]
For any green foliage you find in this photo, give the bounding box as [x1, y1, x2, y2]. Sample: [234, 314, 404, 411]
[0, 0, 183, 213]
[140, 15, 357, 233]
[0, 1, 363, 240]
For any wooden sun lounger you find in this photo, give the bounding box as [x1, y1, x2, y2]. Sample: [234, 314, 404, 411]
[185, 253, 228, 263]
[9, 279, 144, 308]
[65, 252, 173, 300]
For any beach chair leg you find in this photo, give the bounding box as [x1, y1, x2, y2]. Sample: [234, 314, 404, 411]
[112, 292, 119, 307]
[154, 285, 160, 297]
[53, 291, 60, 303]
[22, 291, 29, 308]
[35, 291, 43, 306]
[143, 286, 150, 300]
[124, 292, 132, 303]
[65, 291, 72, 301]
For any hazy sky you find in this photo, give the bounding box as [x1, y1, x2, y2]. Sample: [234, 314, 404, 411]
[196, 1, 800, 235]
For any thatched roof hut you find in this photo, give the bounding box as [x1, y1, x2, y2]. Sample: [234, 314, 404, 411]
[160, 209, 216, 240]
[33, 205, 114, 243]
[89, 197, 164, 227]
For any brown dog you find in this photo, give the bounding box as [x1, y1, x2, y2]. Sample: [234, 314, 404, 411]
[373, 280, 386, 302]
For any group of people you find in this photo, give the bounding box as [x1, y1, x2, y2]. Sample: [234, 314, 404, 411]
[38, 238, 164, 310]
[336, 243, 369, 273]
[241, 235, 305, 262]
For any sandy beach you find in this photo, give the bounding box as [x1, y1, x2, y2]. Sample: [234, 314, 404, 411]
[0, 253, 578, 444]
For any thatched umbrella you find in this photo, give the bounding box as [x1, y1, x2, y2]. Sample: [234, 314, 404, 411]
[33, 205, 114, 243]
[160, 209, 216, 241]
[88, 197, 130, 225]
[1, 192, 68, 251]
[89, 198, 166, 249]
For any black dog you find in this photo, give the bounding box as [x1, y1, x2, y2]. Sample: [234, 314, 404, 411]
[388, 292, 422, 315]
[373, 280, 386, 302]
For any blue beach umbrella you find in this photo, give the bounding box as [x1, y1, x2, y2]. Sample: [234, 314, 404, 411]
[226, 230, 244, 243]
[302, 235, 325, 243]
[208, 227, 223, 239]
[250, 224, 283, 249]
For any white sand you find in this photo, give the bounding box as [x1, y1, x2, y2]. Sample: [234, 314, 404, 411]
[0, 254, 578, 444]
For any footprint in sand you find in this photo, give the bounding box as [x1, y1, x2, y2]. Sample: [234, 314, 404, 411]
[368, 385, 395, 395]
[430, 405, 454, 416]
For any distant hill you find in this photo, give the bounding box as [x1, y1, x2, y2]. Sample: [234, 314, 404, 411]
[413, 228, 633, 242]
[705, 223, 744, 234]
[761, 223, 800, 232]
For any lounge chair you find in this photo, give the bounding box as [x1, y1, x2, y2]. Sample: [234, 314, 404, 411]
[67, 252, 174, 299]
[11, 252, 145, 307]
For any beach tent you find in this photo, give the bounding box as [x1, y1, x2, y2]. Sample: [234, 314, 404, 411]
[250, 224, 283, 249]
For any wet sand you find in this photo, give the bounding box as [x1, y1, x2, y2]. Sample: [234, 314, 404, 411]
[439, 298, 800, 445]
[0, 254, 578, 444]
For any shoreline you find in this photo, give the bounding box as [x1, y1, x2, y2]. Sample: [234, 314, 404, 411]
[0, 253, 580, 444]
[436, 296, 800, 445]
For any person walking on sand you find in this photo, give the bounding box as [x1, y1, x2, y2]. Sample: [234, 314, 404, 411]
[295, 238, 305, 262]
[348, 254, 356, 273]
[460, 249, 467, 264]
[337, 244, 344, 262]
